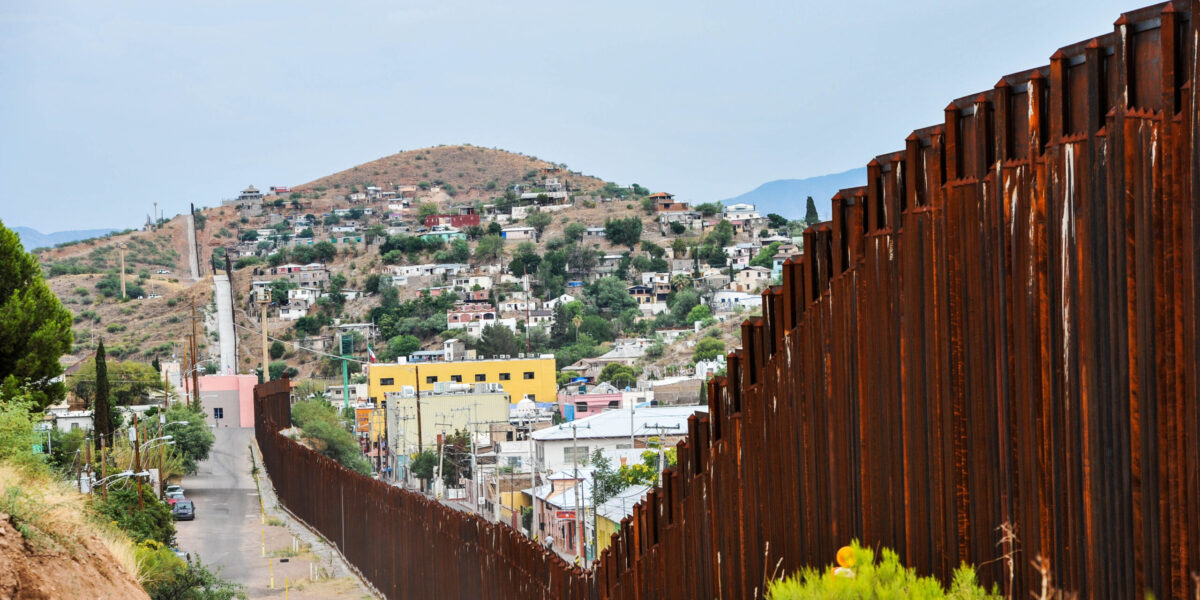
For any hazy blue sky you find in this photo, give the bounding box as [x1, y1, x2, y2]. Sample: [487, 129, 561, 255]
[2, 0, 1135, 232]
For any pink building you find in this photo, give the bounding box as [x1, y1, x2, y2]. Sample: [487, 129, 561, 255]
[189, 375, 258, 428]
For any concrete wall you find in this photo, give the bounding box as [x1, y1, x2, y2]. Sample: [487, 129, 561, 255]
[213, 274, 236, 374]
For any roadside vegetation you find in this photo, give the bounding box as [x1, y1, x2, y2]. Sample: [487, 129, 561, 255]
[765, 542, 998, 600]
[289, 398, 372, 475]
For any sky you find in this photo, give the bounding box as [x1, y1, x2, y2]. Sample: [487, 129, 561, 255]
[1, 0, 1137, 232]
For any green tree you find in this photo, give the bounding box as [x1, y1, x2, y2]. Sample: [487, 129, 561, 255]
[417, 202, 440, 218]
[604, 217, 643, 249]
[268, 341, 285, 360]
[750, 242, 782, 268]
[706, 220, 735, 248]
[446, 238, 470, 263]
[639, 196, 656, 214]
[475, 234, 504, 262]
[524, 210, 551, 235]
[410, 450, 438, 483]
[695, 202, 722, 217]
[93, 340, 115, 445]
[598, 363, 638, 389]
[508, 242, 541, 276]
[0, 220, 73, 409]
[767, 213, 789, 229]
[804, 196, 820, 226]
[590, 449, 627, 506]
[93, 485, 176, 545]
[585, 276, 637, 315]
[68, 358, 162, 407]
[290, 399, 371, 475]
[693, 337, 726, 361]
[563, 222, 587, 242]
[578, 314, 614, 342]
[164, 404, 216, 475]
[270, 279, 296, 305]
[685, 304, 712, 324]
[268, 361, 298, 380]
[380, 334, 420, 362]
[313, 241, 338, 262]
[475, 324, 520, 358]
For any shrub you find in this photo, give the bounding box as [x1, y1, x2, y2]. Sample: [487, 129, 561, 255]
[766, 541, 998, 599]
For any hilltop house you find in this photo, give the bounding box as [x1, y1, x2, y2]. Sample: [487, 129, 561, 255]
[649, 192, 689, 212]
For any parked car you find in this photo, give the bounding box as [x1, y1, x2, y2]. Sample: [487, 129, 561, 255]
[171, 547, 189, 562]
[165, 484, 184, 495]
[165, 491, 185, 506]
[173, 499, 195, 521]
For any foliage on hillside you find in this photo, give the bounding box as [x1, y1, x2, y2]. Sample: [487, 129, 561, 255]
[0, 219, 74, 410]
[290, 398, 372, 475]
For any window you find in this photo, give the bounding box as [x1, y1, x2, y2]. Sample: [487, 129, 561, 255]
[523, 371, 535, 380]
[213, 407, 224, 419]
[380, 378, 395, 386]
[527, 394, 535, 402]
[426, 376, 438, 384]
[563, 446, 589, 463]
[474, 374, 487, 382]
[508, 456, 522, 467]
[616, 443, 633, 450]
[450, 375, 462, 383]
[499, 373, 511, 381]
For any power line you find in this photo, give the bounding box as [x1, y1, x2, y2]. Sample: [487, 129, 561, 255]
[231, 321, 370, 366]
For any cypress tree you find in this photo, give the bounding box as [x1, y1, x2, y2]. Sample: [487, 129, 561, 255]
[93, 340, 113, 445]
[804, 196, 820, 226]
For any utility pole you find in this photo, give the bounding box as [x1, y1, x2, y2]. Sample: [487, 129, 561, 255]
[528, 425, 539, 541]
[570, 422, 591, 564]
[259, 295, 271, 383]
[99, 436, 108, 500]
[340, 334, 350, 412]
[644, 423, 682, 487]
[414, 364, 423, 453]
[158, 412, 166, 495]
[132, 416, 143, 510]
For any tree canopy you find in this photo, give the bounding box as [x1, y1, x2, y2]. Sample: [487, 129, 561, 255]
[604, 217, 643, 249]
[0, 220, 73, 409]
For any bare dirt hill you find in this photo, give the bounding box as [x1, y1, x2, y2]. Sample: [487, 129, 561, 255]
[294, 144, 609, 202]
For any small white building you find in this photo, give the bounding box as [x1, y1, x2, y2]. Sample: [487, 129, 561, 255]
[501, 226, 537, 241]
[531, 405, 707, 474]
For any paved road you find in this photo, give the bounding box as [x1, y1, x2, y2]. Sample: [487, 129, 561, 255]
[174, 427, 259, 584]
[175, 427, 376, 599]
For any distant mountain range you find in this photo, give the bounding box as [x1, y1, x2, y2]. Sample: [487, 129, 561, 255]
[721, 166, 866, 222]
[13, 227, 119, 250]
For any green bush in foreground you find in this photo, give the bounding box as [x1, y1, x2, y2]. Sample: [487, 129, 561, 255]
[766, 541, 999, 600]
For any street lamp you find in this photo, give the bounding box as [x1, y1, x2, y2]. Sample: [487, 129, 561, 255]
[141, 435, 173, 451]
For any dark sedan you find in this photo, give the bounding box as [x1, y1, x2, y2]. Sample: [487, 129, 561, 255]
[173, 499, 195, 521]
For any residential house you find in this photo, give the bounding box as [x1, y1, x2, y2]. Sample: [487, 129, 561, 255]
[583, 227, 606, 240]
[447, 303, 497, 329]
[531, 405, 707, 474]
[731, 266, 772, 292]
[424, 214, 481, 229]
[272, 263, 330, 285]
[453, 273, 493, 291]
[287, 287, 321, 306]
[649, 192, 689, 212]
[710, 290, 762, 311]
[526, 309, 554, 328]
[596, 485, 652, 554]
[543, 294, 575, 310]
[722, 202, 761, 221]
[420, 226, 466, 242]
[501, 226, 537, 241]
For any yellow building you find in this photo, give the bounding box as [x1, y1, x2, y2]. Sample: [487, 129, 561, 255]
[367, 356, 556, 405]
[595, 484, 651, 554]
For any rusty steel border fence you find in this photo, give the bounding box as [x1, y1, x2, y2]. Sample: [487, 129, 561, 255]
[256, 2, 1199, 598]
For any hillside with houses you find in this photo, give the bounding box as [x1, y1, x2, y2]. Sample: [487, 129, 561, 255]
[35, 145, 815, 400]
